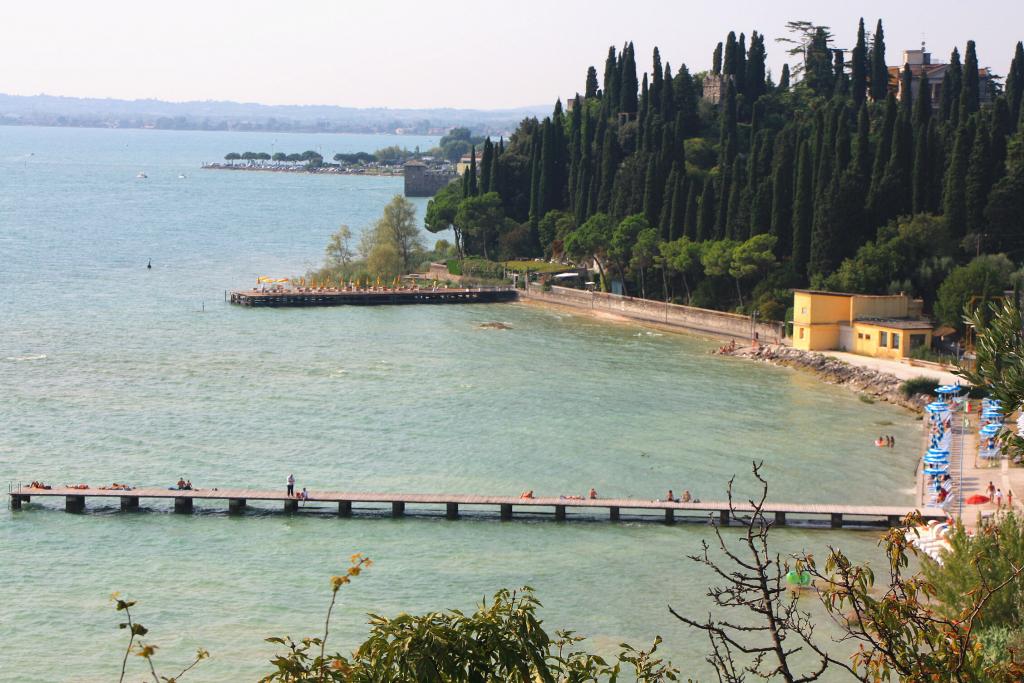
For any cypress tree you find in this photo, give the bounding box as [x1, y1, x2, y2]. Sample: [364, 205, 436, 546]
[899, 63, 913, 114]
[651, 47, 663, 112]
[912, 114, 930, 214]
[868, 94, 898, 211]
[832, 49, 848, 98]
[913, 69, 931, 128]
[926, 119, 945, 213]
[527, 138, 540, 226]
[683, 179, 700, 240]
[658, 164, 677, 239]
[713, 43, 724, 75]
[674, 64, 700, 136]
[1008, 41, 1024, 129]
[852, 102, 872, 180]
[991, 98, 1011, 183]
[746, 32, 767, 102]
[960, 40, 980, 122]
[619, 42, 639, 114]
[468, 145, 478, 196]
[716, 166, 730, 239]
[603, 46, 618, 109]
[851, 18, 868, 107]
[568, 97, 583, 205]
[778, 64, 791, 91]
[661, 63, 675, 121]
[596, 125, 618, 212]
[769, 127, 795, 256]
[726, 163, 745, 239]
[965, 115, 992, 232]
[792, 140, 813, 278]
[941, 47, 962, 124]
[805, 28, 833, 97]
[642, 154, 662, 225]
[735, 33, 748, 97]
[870, 19, 888, 101]
[667, 170, 686, 240]
[479, 138, 493, 195]
[538, 118, 556, 215]
[723, 32, 737, 80]
[943, 121, 973, 239]
[719, 80, 738, 165]
[696, 179, 716, 242]
[585, 66, 599, 99]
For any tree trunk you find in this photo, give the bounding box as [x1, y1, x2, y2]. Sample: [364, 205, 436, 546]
[735, 278, 744, 308]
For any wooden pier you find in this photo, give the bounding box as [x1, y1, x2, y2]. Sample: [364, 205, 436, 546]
[8, 486, 945, 528]
[229, 287, 518, 307]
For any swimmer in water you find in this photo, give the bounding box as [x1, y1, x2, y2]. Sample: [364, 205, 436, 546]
[147, 259, 152, 269]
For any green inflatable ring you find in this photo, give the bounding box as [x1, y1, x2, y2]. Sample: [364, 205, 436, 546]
[786, 570, 812, 587]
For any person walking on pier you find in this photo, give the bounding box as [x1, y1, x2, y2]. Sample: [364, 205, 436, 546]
[287, 473, 295, 497]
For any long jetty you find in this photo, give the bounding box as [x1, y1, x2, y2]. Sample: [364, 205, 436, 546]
[229, 286, 518, 307]
[7, 486, 945, 529]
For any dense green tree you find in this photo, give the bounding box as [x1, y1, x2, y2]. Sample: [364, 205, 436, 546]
[696, 179, 716, 242]
[869, 19, 888, 101]
[778, 64, 790, 91]
[712, 42, 723, 75]
[564, 213, 614, 287]
[659, 236, 703, 303]
[769, 127, 795, 256]
[985, 131, 1024, 256]
[804, 27, 833, 97]
[479, 139, 494, 195]
[456, 192, 505, 260]
[746, 31, 767, 102]
[425, 182, 465, 256]
[683, 179, 700, 240]
[1008, 42, 1024, 129]
[935, 253, 1015, 327]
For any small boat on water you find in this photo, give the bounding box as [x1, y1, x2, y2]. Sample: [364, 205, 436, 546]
[136, 171, 148, 179]
[178, 173, 187, 179]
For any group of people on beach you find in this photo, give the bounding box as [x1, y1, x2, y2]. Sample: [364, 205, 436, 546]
[986, 481, 1012, 509]
[875, 435, 896, 448]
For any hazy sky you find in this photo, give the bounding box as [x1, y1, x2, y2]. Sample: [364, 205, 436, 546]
[2, 1, 1022, 110]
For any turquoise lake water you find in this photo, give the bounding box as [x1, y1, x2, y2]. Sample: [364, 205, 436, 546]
[0, 126, 924, 681]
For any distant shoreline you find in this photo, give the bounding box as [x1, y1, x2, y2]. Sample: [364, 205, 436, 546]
[201, 163, 403, 177]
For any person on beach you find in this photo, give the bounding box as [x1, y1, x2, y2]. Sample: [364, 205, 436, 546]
[995, 488, 1004, 509]
[287, 473, 295, 497]
[987, 481, 996, 499]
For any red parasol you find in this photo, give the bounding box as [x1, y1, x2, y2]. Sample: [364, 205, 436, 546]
[965, 494, 990, 504]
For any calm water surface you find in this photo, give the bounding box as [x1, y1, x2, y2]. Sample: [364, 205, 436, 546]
[0, 126, 922, 681]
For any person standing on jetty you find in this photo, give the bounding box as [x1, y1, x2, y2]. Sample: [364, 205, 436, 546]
[286, 473, 295, 497]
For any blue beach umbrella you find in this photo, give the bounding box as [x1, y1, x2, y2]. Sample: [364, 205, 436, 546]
[923, 466, 949, 476]
[936, 385, 961, 395]
[926, 447, 950, 457]
[926, 402, 950, 413]
[980, 424, 1001, 436]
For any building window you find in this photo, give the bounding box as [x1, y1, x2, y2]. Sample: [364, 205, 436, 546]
[892, 333, 900, 350]
[801, 307, 807, 315]
[910, 334, 926, 349]
[799, 328, 805, 339]
[879, 331, 888, 347]
[857, 332, 864, 339]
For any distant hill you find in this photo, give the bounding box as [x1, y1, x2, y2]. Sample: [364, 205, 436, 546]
[0, 93, 551, 136]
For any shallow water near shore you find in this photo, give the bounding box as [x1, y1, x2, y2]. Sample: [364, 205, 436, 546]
[0, 126, 923, 681]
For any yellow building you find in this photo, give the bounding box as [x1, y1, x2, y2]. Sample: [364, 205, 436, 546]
[792, 290, 933, 359]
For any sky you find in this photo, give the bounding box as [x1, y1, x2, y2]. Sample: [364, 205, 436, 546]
[2, 0, 1023, 110]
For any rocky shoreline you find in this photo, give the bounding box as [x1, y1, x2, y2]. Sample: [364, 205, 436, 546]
[718, 344, 930, 411]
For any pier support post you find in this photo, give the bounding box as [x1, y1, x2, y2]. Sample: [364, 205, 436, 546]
[774, 511, 786, 526]
[446, 502, 459, 519]
[554, 505, 566, 521]
[392, 501, 405, 518]
[174, 497, 193, 514]
[500, 504, 512, 520]
[719, 510, 730, 526]
[11, 495, 28, 510]
[337, 501, 352, 517]
[120, 496, 139, 512]
[284, 499, 299, 514]
[887, 515, 902, 527]
[66, 495, 85, 514]
[229, 498, 246, 514]
[609, 506, 620, 521]
[664, 508, 675, 524]
[830, 513, 843, 529]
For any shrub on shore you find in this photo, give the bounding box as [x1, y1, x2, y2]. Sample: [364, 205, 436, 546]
[900, 376, 940, 398]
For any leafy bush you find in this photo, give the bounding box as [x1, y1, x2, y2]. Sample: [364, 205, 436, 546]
[900, 376, 939, 398]
[446, 259, 462, 276]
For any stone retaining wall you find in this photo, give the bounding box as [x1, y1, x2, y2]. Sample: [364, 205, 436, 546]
[523, 284, 786, 342]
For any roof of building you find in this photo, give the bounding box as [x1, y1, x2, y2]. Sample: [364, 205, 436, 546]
[793, 289, 909, 299]
[403, 160, 426, 167]
[854, 317, 935, 330]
